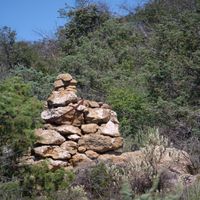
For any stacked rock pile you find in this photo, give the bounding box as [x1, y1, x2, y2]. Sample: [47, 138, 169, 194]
[23, 73, 123, 169]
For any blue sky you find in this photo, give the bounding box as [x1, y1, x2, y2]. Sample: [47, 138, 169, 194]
[0, 0, 146, 41]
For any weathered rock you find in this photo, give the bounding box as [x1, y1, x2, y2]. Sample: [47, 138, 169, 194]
[57, 87, 65, 91]
[81, 124, 99, 134]
[120, 147, 192, 175]
[101, 103, 111, 109]
[78, 146, 87, 153]
[85, 150, 99, 159]
[85, 108, 111, 124]
[47, 158, 69, 170]
[71, 153, 93, 167]
[87, 100, 100, 108]
[98, 154, 127, 165]
[41, 106, 84, 126]
[77, 105, 87, 112]
[34, 146, 71, 160]
[78, 134, 123, 153]
[99, 121, 120, 137]
[41, 106, 73, 123]
[17, 155, 37, 166]
[60, 141, 78, 155]
[70, 79, 77, 85]
[110, 111, 119, 124]
[68, 134, 81, 141]
[155, 147, 192, 174]
[52, 125, 81, 136]
[67, 85, 76, 90]
[69, 113, 84, 127]
[35, 129, 65, 145]
[47, 90, 78, 107]
[54, 79, 65, 89]
[57, 73, 72, 82]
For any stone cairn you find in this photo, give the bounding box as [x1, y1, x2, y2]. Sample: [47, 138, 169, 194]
[22, 73, 123, 169]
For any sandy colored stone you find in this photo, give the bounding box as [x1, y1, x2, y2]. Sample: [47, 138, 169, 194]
[78, 146, 87, 153]
[64, 112, 84, 127]
[98, 154, 127, 165]
[78, 134, 123, 153]
[47, 158, 69, 170]
[41, 106, 84, 126]
[60, 141, 78, 155]
[85, 108, 111, 124]
[99, 121, 120, 137]
[41, 106, 73, 123]
[67, 85, 76, 90]
[87, 100, 100, 108]
[52, 125, 81, 136]
[57, 73, 72, 82]
[71, 153, 93, 167]
[54, 79, 64, 89]
[68, 134, 81, 141]
[85, 150, 99, 159]
[81, 124, 99, 134]
[156, 147, 192, 174]
[77, 105, 87, 112]
[34, 146, 71, 160]
[47, 90, 78, 107]
[35, 129, 65, 145]
[101, 103, 111, 109]
[70, 79, 77, 85]
[110, 111, 119, 124]
[65, 88, 77, 93]
[57, 87, 65, 91]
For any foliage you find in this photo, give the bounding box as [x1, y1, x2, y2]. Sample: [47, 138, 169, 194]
[120, 178, 134, 200]
[0, 181, 22, 200]
[107, 87, 153, 136]
[1, 0, 200, 199]
[0, 26, 16, 73]
[54, 185, 88, 200]
[58, 3, 110, 54]
[20, 163, 75, 197]
[10, 65, 55, 100]
[182, 178, 200, 200]
[0, 77, 42, 180]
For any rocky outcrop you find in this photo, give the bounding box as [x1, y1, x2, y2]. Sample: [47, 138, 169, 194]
[21, 73, 123, 169]
[19, 73, 195, 190]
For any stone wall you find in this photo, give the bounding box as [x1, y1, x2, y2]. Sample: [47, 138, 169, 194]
[22, 73, 123, 169]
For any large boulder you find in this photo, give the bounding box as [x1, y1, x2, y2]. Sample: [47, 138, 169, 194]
[35, 129, 65, 145]
[78, 134, 123, 153]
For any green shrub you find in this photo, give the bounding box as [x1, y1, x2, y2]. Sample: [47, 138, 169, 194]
[20, 163, 75, 197]
[0, 77, 42, 180]
[107, 87, 153, 136]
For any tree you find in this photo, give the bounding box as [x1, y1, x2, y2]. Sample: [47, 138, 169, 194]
[0, 26, 16, 70]
[58, 3, 110, 53]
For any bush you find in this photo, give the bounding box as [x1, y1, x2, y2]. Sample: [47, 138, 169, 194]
[107, 87, 153, 136]
[20, 163, 75, 197]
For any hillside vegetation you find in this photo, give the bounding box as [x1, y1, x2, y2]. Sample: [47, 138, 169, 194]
[1, 0, 200, 199]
